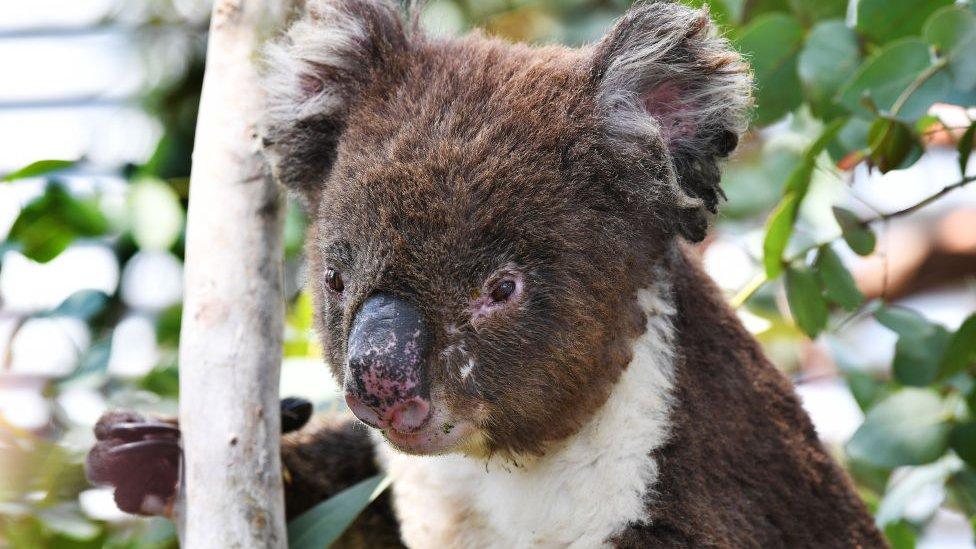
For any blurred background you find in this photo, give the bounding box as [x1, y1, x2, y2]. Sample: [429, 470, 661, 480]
[0, 0, 974, 547]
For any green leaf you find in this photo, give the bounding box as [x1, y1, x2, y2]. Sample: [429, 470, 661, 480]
[958, 123, 975, 177]
[923, 6, 976, 91]
[128, 179, 184, 251]
[814, 245, 863, 310]
[837, 39, 952, 120]
[1, 159, 76, 182]
[787, 0, 846, 25]
[140, 363, 180, 398]
[832, 206, 876, 256]
[951, 421, 976, 468]
[785, 265, 828, 337]
[44, 289, 109, 321]
[883, 521, 916, 549]
[763, 182, 804, 277]
[876, 306, 938, 338]
[61, 338, 111, 382]
[7, 183, 109, 263]
[940, 314, 976, 379]
[892, 326, 951, 387]
[866, 119, 922, 173]
[856, 0, 953, 45]
[156, 304, 183, 348]
[284, 200, 307, 258]
[762, 120, 847, 276]
[735, 13, 805, 125]
[845, 370, 888, 412]
[947, 468, 976, 516]
[738, 0, 789, 24]
[288, 475, 392, 549]
[846, 388, 951, 467]
[798, 20, 861, 120]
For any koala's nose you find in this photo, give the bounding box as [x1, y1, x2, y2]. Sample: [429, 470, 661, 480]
[344, 293, 432, 432]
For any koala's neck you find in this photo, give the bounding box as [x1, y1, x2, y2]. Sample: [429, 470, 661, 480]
[377, 261, 679, 548]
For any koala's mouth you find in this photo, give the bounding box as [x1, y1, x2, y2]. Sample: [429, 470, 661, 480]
[380, 406, 478, 456]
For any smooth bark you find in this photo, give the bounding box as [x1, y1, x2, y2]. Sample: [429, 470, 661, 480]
[178, 0, 295, 546]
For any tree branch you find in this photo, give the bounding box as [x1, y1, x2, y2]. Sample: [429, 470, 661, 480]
[730, 174, 976, 308]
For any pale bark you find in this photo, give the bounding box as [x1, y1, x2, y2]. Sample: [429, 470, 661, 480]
[178, 0, 295, 546]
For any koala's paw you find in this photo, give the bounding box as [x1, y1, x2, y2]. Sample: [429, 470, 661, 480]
[86, 411, 181, 517]
[280, 396, 314, 434]
[85, 398, 312, 517]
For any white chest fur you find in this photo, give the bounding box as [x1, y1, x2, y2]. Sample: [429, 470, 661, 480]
[375, 288, 677, 548]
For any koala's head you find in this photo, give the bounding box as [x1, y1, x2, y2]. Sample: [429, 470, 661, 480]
[262, 0, 750, 457]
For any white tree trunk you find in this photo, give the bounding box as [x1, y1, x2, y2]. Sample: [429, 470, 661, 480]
[178, 0, 294, 546]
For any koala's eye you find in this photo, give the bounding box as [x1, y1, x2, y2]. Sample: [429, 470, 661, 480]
[490, 279, 517, 303]
[325, 269, 345, 293]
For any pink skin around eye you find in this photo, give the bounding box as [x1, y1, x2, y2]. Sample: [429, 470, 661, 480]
[470, 271, 525, 326]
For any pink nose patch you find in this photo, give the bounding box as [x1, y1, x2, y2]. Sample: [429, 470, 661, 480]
[346, 393, 431, 433]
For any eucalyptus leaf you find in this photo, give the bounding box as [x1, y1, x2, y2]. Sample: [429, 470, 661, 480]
[814, 245, 863, 310]
[947, 468, 976, 516]
[837, 39, 951, 121]
[832, 206, 875, 256]
[798, 20, 860, 120]
[785, 265, 828, 338]
[7, 183, 109, 263]
[876, 306, 938, 339]
[923, 6, 976, 91]
[958, 123, 975, 178]
[762, 184, 803, 278]
[288, 475, 392, 549]
[787, 0, 846, 25]
[735, 13, 804, 125]
[762, 120, 846, 276]
[883, 521, 916, 549]
[1, 159, 77, 182]
[940, 313, 976, 379]
[892, 327, 950, 387]
[950, 422, 976, 468]
[44, 289, 109, 321]
[866, 119, 922, 173]
[856, 0, 953, 45]
[847, 388, 951, 467]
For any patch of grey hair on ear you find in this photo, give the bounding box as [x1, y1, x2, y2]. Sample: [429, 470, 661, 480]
[261, 1, 367, 130]
[594, 2, 752, 210]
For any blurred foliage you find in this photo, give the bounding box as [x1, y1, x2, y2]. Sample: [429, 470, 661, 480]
[2, 0, 976, 547]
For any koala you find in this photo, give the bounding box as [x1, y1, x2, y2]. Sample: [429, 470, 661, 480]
[87, 1, 885, 547]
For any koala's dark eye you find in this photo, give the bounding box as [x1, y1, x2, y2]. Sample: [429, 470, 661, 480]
[325, 269, 345, 294]
[490, 279, 517, 303]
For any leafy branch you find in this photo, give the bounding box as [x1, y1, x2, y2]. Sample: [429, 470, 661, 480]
[731, 174, 976, 308]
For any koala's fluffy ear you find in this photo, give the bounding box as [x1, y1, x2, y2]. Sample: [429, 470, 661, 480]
[591, 2, 752, 242]
[261, 0, 410, 199]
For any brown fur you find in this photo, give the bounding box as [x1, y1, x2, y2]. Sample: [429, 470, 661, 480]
[611, 246, 884, 547]
[281, 416, 403, 547]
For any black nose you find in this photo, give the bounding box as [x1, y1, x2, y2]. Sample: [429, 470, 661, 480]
[345, 293, 431, 431]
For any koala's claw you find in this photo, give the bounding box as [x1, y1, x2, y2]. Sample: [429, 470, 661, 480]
[86, 398, 313, 517]
[105, 422, 180, 441]
[281, 397, 313, 434]
[107, 438, 181, 457]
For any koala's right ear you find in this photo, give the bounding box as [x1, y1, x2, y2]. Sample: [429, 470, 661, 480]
[261, 0, 410, 199]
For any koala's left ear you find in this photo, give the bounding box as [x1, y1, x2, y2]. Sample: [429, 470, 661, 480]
[590, 2, 752, 242]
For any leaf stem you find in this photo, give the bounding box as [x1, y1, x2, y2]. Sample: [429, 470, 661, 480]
[890, 57, 949, 117]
